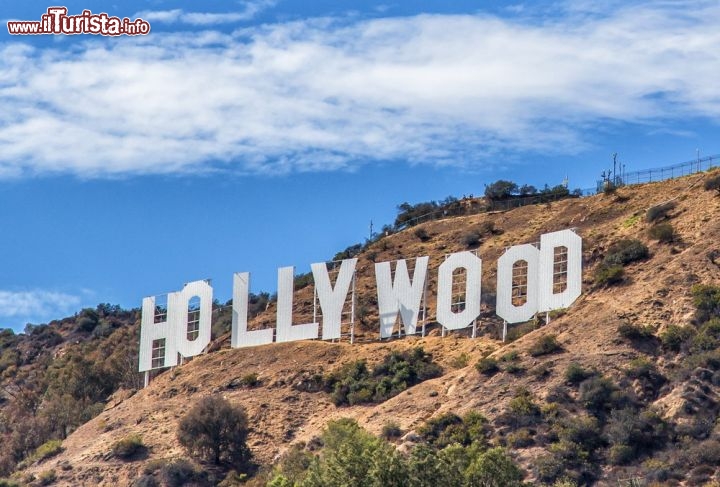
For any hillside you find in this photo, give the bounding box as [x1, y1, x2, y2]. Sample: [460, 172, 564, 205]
[10, 169, 720, 486]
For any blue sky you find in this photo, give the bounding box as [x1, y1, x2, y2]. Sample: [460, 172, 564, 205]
[0, 0, 718, 331]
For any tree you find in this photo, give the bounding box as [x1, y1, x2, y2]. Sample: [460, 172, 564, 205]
[464, 447, 524, 487]
[484, 180, 518, 200]
[177, 395, 251, 469]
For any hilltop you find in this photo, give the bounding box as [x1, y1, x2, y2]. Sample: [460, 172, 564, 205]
[6, 169, 720, 486]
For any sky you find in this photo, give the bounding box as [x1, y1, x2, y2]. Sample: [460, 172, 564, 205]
[0, 0, 718, 331]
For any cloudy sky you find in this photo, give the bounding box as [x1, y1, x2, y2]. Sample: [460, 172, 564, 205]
[0, 0, 718, 330]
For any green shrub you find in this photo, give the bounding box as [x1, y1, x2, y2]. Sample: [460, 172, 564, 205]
[505, 362, 526, 374]
[594, 264, 624, 287]
[690, 319, 720, 352]
[579, 376, 620, 414]
[464, 447, 524, 487]
[37, 470, 56, 486]
[603, 239, 649, 266]
[660, 325, 695, 352]
[475, 357, 500, 376]
[418, 411, 488, 448]
[691, 284, 720, 323]
[505, 388, 541, 427]
[294, 272, 313, 289]
[32, 439, 63, 463]
[381, 422, 403, 441]
[554, 415, 602, 452]
[177, 395, 251, 468]
[618, 323, 654, 341]
[648, 223, 675, 243]
[500, 350, 519, 362]
[529, 334, 562, 357]
[112, 434, 145, 460]
[646, 201, 676, 222]
[324, 348, 442, 406]
[608, 444, 634, 465]
[605, 408, 668, 461]
[450, 352, 470, 369]
[625, 357, 657, 380]
[507, 428, 534, 448]
[159, 459, 201, 487]
[565, 363, 592, 385]
[704, 173, 720, 193]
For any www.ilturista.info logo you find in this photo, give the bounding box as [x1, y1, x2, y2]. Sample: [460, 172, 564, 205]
[7, 7, 151, 36]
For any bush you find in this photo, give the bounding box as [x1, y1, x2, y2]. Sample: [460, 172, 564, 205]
[594, 264, 624, 287]
[324, 348, 442, 406]
[159, 459, 201, 487]
[579, 376, 619, 414]
[418, 411, 488, 448]
[464, 447, 524, 486]
[554, 415, 602, 452]
[618, 323, 654, 341]
[381, 422, 403, 441]
[705, 173, 720, 193]
[603, 239, 649, 266]
[112, 434, 145, 460]
[648, 223, 675, 243]
[239, 373, 260, 388]
[625, 357, 658, 380]
[691, 284, 720, 324]
[462, 231, 481, 248]
[37, 470, 56, 486]
[660, 325, 695, 352]
[646, 201, 676, 222]
[32, 440, 63, 463]
[565, 363, 592, 385]
[507, 429, 534, 448]
[132, 475, 158, 487]
[505, 388, 541, 427]
[450, 352, 470, 369]
[475, 357, 500, 376]
[529, 334, 562, 357]
[608, 444, 634, 465]
[605, 408, 668, 461]
[177, 395, 251, 468]
[414, 227, 431, 242]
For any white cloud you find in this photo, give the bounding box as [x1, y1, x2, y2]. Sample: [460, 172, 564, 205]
[135, 1, 275, 26]
[0, 2, 718, 177]
[0, 290, 81, 322]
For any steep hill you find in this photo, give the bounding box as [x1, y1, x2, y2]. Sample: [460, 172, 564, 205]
[13, 169, 720, 486]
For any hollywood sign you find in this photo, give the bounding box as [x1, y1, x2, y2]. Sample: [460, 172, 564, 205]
[139, 229, 582, 373]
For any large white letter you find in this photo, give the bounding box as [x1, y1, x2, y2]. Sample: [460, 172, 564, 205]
[538, 229, 582, 312]
[231, 272, 274, 348]
[496, 244, 540, 323]
[311, 259, 357, 340]
[276, 266, 319, 343]
[173, 280, 213, 359]
[436, 251, 482, 331]
[375, 257, 429, 338]
[139, 294, 178, 372]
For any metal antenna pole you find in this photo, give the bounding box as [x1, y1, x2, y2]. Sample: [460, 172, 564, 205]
[613, 153, 618, 186]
